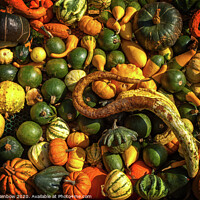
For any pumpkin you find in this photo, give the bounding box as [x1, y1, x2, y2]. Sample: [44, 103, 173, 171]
[0, 49, 13, 64]
[101, 169, 133, 200]
[82, 166, 107, 199]
[111, 63, 144, 94]
[67, 131, 89, 149]
[65, 147, 86, 172]
[28, 142, 52, 170]
[86, 143, 101, 166]
[46, 117, 70, 141]
[190, 10, 200, 38]
[133, 2, 182, 51]
[92, 79, 116, 99]
[0, 158, 37, 196]
[78, 15, 102, 36]
[49, 138, 73, 166]
[63, 171, 91, 200]
[0, 64, 18, 82]
[185, 53, 200, 83]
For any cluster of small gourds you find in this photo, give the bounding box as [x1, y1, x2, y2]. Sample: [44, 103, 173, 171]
[0, 0, 200, 199]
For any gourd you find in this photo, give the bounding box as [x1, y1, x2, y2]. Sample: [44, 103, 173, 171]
[133, 2, 182, 51]
[101, 169, 133, 200]
[46, 117, 70, 141]
[0, 49, 13, 64]
[72, 71, 199, 178]
[110, 0, 126, 21]
[62, 171, 91, 199]
[0, 114, 5, 137]
[0, 81, 25, 117]
[28, 142, 52, 170]
[119, 22, 133, 40]
[190, 10, 200, 38]
[88, 0, 111, 10]
[86, 143, 101, 166]
[0, 64, 18, 82]
[13, 44, 30, 64]
[0, 158, 37, 196]
[92, 48, 106, 71]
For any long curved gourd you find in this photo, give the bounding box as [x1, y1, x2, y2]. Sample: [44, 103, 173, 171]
[72, 71, 199, 178]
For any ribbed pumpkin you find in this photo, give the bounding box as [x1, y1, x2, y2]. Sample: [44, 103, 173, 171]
[0, 158, 37, 196]
[133, 2, 182, 51]
[46, 117, 70, 141]
[28, 142, 52, 170]
[67, 131, 89, 148]
[65, 147, 86, 172]
[86, 143, 101, 166]
[49, 138, 73, 166]
[101, 169, 133, 200]
[63, 171, 91, 200]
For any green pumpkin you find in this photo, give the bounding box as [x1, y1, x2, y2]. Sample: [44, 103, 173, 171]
[46, 58, 68, 79]
[30, 102, 57, 125]
[173, 0, 198, 13]
[67, 47, 88, 70]
[41, 78, 67, 104]
[16, 121, 43, 146]
[17, 65, 42, 88]
[106, 50, 126, 71]
[97, 28, 121, 52]
[58, 99, 79, 122]
[13, 44, 30, 64]
[98, 120, 138, 153]
[0, 64, 18, 82]
[34, 166, 69, 196]
[134, 173, 168, 200]
[0, 136, 24, 162]
[133, 2, 182, 51]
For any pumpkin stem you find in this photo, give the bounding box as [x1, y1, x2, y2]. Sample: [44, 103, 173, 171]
[3, 164, 15, 175]
[50, 96, 56, 105]
[64, 179, 76, 185]
[153, 9, 161, 24]
[112, 119, 118, 129]
[113, 38, 120, 44]
[40, 111, 46, 117]
[5, 144, 12, 151]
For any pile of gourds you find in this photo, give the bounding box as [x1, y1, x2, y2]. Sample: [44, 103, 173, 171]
[0, 0, 200, 199]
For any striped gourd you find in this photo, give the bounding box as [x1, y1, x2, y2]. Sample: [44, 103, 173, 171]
[28, 142, 52, 170]
[88, 0, 111, 10]
[46, 117, 70, 141]
[101, 169, 133, 200]
[86, 143, 101, 165]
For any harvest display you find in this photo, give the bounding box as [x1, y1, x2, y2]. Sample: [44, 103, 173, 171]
[0, 0, 200, 199]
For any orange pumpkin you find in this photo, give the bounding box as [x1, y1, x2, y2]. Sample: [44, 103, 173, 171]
[92, 79, 116, 99]
[67, 132, 90, 149]
[63, 171, 91, 200]
[110, 63, 144, 94]
[0, 158, 37, 196]
[49, 138, 73, 166]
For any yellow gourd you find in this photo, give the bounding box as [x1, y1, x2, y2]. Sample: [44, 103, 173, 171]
[0, 114, 5, 138]
[120, 22, 133, 40]
[0, 49, 13, 64]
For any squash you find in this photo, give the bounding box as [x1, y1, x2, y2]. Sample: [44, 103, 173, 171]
[134, 173, 168, 200]
[133, 2, 182, 51]
[119, 22, 133, 40]
[86, 143, 101, 166]
[92, 48, 106, 71]
[110, 0, 126, 21]
[33, 166, 69, 196]
[0, 158, 37, 196]
[0, 136, 24, 162]
[65, 147, 86, 172]
[0, 64, 18, 82]
[28, 141, 52, 170]
[0, 49, 13, 64]
[88, 0, 111, 10]
[46, 117, 70, 141]
[63, 171, 91, 200]
[101, 169, 133, 200]
[78, 15, 102, 36]
[13, 44, 30, 64]
[0, 114, 5, 138]
[83, 86, 99, 107]
[173, 0, 198, 13]
[16, 121, 43, 146]
[49, 138, 73, 166]
[190, 10, 200, 38]
[67, 131, 89, 149]
[158, 47, 173, 61]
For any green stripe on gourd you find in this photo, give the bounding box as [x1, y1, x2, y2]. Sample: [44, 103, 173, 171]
[86, 143, 101, 165]
[46, 117, 70, 141]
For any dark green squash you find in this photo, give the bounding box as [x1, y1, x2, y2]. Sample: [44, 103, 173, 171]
[0, 136, 24, 162]
[34, 166, 69, 196]
[133, 2, 182, 51]
[173, 0, 198, 13]
[83, 86, 99, 107]
[17, 65, 42, 88]
[97, 28, 121, 52]
[0, 64, 18, 82]
[46, 58, 68, 79]
[30, 102, 57, 125]
[13, 44, 30, 64]
[98, 120, 138, 153]
[67, 47, 88, 70]
[41, 78, 67, 104]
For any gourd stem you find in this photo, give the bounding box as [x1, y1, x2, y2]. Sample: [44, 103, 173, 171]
[66, 148, 74, 152]
[5, 144, 12, 151]
[50, 96, 56, 105]
[190, 109, 199, 115]
[64, 179, 76, 185]
[153, 9, 161, 24]
[113, 39, 120, 44]
[112, 119, 118, 129]
[3, 164, 15, 175]
[40, 111, 46, 117]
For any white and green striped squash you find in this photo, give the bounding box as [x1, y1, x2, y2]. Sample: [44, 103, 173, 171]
[86, 143, 101, 165]
[101, 169, 133, 200]
[28, 142, 52, 170]
[46, 117, 70, 141]
[88, 0, 111, 10]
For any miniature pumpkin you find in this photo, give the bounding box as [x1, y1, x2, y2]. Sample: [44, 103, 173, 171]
[0, 158, 37, 196]
[0, 49, 13, 64]
[67, 132, 89, 148]
[86, 143, 101, 166]
[63, 171, 91, 200]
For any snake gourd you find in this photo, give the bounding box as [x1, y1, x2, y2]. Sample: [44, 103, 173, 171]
[72, 71, 199, 178]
